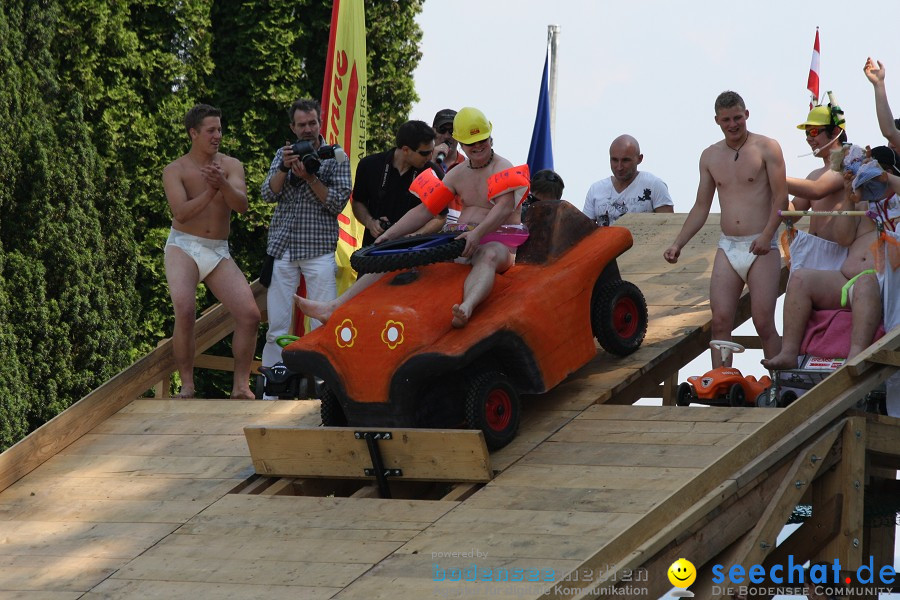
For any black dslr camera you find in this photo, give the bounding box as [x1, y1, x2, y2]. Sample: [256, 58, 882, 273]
[289, 140, 348, 175]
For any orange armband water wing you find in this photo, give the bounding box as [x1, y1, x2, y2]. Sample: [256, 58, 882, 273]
[409, 169, 455, 215]
[487, 164, 531, 207]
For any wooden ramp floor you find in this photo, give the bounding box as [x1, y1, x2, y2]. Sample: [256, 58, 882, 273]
[1, 213, 897, 599]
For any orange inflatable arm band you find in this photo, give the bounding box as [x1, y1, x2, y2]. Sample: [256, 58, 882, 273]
[410, 169, 456, 215]
[487, 165, 531, 207]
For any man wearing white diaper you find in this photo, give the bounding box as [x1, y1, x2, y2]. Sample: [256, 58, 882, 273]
[162, 104, 261, 399]
[664, 91, 788, 367]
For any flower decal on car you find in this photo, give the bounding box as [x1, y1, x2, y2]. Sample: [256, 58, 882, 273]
[335, 318, 357, 348]
[381, 320, 405, 350]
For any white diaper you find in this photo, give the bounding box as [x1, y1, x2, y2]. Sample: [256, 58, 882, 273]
[165, 228, 231, 281]
[717, 234, 777, 283]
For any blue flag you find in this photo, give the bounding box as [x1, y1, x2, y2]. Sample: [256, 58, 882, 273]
[527, 50, 553, 173]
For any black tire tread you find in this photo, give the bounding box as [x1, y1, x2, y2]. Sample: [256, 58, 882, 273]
[464, 371, 521, 450]
[351, 234, 465, 274]
[320, 386, 347, 426]
[590, 279, 649, 356]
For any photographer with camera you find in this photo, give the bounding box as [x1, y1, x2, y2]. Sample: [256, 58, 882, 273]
[352, 119, 445, 247]
[260, 98, 351, 375]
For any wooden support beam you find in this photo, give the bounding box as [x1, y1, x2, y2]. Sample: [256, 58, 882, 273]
[866, 349, 900, 368]
[813, 417, 866, 568]
[661, 373, 678, 406]
[710, 421, 844, 587]
[194, 353, 262, 374]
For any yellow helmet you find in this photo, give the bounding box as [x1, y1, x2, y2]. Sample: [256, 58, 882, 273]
[453, 107, 492, 144]
[796, 106, 832, 129]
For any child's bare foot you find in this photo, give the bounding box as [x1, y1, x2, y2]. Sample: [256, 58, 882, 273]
[761, 352, 799, 370]
[230, 389, 255, 400]
[174, 387, 195, 399]
[451, 303, 471, 328]
[295, 295, 334, 324]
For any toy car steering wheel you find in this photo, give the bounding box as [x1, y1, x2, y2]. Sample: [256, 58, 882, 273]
[709, 339, 744, 363]
[709, 340, 745, 353]
[276, 335, 300, 348]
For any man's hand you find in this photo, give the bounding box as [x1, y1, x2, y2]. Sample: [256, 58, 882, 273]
[201, 162, 225, 190]
[434, 142, 450, 162]
[749, 235, 772, 256]
[663, 244, 681, 264]
[865, 57, 885, 86]
[366, 217, 386, 239]
[281, 141, 301, 173]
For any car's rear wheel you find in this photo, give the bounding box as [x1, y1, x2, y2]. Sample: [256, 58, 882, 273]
[320, 386, 347, 426]
[777, 390, 799, 408]
[350, 233, 465, 274]
[465, 371, 521, 450]
[676, 382, 693, 406]
[591, 279, 648, 356]
[727, 383, 746, 407]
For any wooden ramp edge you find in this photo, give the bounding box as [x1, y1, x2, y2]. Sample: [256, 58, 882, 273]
[536, 326, 900, 600]
[0, 281, 268, 493]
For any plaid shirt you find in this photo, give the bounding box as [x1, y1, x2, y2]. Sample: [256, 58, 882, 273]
[261, 139, 352, 261]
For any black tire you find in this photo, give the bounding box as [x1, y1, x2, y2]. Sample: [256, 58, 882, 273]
[676, 382, 693, 407]
[756, 389, 777, 408]
[350, 233, 465, 275]
[320, 386, 347, 426]
[727, 383, 746, 407]
[591, 279, 648, 356]
[254, 374, 265, 400]
[465, 371, 521, 450]
[777, 390, 799, 408]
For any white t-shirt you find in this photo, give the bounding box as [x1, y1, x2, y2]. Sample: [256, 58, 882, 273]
[583, 171, 674, 226]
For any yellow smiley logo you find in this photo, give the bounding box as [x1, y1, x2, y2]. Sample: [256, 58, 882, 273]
[667, 558, 696, 588]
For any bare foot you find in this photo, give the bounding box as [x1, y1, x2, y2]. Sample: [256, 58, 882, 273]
[451, 303, 471, 329]
[761, 353, 799, 370]
[174, 387, 195, 399]
[295, 294, 333, 324]
[230, 389, 255, 400]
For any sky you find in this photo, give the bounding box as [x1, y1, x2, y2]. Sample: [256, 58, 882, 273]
[410, 0, 898, 215]
[409, 1, 900, 592]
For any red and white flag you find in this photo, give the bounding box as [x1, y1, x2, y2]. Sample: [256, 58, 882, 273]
[807, 27, 820, 109]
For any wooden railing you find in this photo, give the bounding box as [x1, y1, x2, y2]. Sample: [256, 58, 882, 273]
[0, 280, 268, 493]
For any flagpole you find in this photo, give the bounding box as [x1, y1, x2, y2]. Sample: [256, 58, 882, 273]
[548, 25, 560, 144]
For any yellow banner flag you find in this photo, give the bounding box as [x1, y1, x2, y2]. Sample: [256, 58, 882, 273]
[321, 0, 367, 295]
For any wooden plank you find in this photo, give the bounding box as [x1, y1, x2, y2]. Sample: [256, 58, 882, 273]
[867, 349, 900, 367]
[243, 427, 493, 482]
[519, 441, 725, 469]
[489, 464, 700, 491]
[0, 521, 178, 559]
[193, 353, 262, 373]
[463, 484, 668, 514]
[0, 281, 268, 493]
[85, 579, 339, 600]
[0, 554, 129, 592]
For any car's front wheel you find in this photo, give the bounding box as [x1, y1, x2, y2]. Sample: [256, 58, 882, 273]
[465, 371, 521, 450]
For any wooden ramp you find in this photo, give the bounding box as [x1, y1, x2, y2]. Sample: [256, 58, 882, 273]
[0, 213, 897, 600]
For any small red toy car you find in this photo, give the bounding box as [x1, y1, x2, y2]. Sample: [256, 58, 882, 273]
[676, 341, 772, 407]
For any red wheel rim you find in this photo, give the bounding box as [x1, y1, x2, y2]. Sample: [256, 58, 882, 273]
[613, 296, 639, 339]
[485, 388, 512, 431]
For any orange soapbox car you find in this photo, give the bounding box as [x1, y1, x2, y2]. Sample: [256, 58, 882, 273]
[281, 200, 648, 449]
[676, 340, 772, 407]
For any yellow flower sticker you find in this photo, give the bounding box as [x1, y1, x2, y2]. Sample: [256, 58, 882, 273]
[335, 318, 357, 348]
[381, 320, 405, 350]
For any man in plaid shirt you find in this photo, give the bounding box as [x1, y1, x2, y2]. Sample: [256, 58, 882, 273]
[260, 98, 351, 371]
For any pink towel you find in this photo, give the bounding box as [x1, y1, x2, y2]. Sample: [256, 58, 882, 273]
[800, 309, 885, 357]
